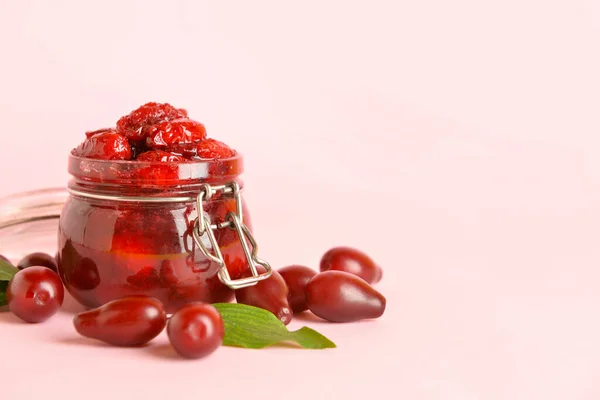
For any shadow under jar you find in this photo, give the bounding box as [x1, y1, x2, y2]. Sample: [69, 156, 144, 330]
[57, 154, 271, 313]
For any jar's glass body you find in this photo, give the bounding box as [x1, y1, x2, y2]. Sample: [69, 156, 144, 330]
[57, 155, 251, 313]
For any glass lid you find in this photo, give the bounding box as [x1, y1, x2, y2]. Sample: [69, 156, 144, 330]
[0, 188, 68, 264]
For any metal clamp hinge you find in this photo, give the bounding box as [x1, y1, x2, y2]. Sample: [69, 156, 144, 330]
[191, 182, 272, 289]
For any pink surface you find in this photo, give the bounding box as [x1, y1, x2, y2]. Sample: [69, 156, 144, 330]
[1, 0, 600, 399]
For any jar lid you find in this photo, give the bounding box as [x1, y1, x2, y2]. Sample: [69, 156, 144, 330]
[0, 188, 67, 263]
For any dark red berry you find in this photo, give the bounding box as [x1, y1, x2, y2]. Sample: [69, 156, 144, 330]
[320, 247, 382, 284]
[235, 267, 293, 325]
[130, 140, 149, 159]
[17, 252, 58, 273]
[306, 270, 386, 323]
[167, 303, 224, 359]
[73, 132, 132, 160]
[73, 296, 167, 346]
[116, 102, 187, 141]
[68, 257, 101, 291]
[278, 265, 316, 313]
[136, 150, 187, 162]
[146, 119, 207, 148]
[126, 266, 162, 290]
[159, 260, 179, 286]
[7, 267, 64, 323]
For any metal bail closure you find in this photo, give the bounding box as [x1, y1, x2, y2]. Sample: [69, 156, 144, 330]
[191, 183, 272, 290]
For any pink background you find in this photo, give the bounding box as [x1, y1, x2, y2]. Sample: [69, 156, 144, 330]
[1, 0, 600, 399]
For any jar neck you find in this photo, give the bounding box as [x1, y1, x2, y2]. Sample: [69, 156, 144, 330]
[67, 154, 244, 198]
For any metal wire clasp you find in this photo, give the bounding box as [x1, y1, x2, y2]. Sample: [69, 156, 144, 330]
[192, 182, 272, 289]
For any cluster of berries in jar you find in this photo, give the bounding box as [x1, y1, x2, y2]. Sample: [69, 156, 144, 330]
[74, 102, 235, 163]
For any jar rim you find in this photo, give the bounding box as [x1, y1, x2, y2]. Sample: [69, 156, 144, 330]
[68, 152, 244, 185]
[68, 151, 242, 166]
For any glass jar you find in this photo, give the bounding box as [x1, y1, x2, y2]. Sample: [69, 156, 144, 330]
[0, 188, 68, 263]
[57, 154, 271, 313]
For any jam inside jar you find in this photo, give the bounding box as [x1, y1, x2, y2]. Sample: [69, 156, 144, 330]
[57, 153, 262, 313]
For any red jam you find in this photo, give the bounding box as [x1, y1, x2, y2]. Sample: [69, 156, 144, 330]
[58, 103, 249, 312]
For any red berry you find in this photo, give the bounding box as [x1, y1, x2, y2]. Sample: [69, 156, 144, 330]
[193, 139, 236, 159]
[85, 127, 115, 138]
[136, 150, 187, 162]
[320, 247, 382, 284]
[116, 102, 187, 141]
[159, 260, 179, 286]
[278, 265, 316, 313]
[126, 266, 162, 290]
[306, 271, 386, 323]
[110, 209, 183, 255]
[168, 139, 236, 160]
[7, 267, 64, 323]
[235, 267, 293, 325]
[17, 252, 58, 273]
[68, 257, 101, 291]
[134, 164, 181, 184]
[165, 143, 199, 159]
[167, 303, 224, 359]
[145, 119, 207, 148]
[73, 132, 132, 160]
[73, 296, 167, 346]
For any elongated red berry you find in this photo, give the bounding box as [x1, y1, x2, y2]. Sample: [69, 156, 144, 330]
[320, 247, 382, 284]
[278, 265, 316, 313]
[73, 296, 167, 346]
[306, 271, 386, 322]
[235, 268, 293, 325]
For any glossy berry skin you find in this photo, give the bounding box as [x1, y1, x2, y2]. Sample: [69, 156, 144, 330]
[167, 303, 224, 359]
[17, 252, 58, 273]
[73, 132, 132, 160]
[7, 267, 64, 323]
[116, 102, 188, 141]
[73, 296, 167, 347]
[85, 127, 115, 139]
[235, 268, 293, 325]
[165, 139, 237, 161]
[278, 265, 316, 313]
[320, 247, 382, 284]
[169, 139, 236, 160]
[306, 271, 386, 323]
[193, 139, 236, 159]
[136, 150, 187, 162]
[67, 257, 101, 291]
[146, 119, 207, 148]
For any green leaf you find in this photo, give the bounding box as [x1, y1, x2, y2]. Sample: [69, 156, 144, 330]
[0, 281, 7, 307]
[213, 303, 336, 350]
[0, 260, 17, 308]
[0, 259, 17, 282]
